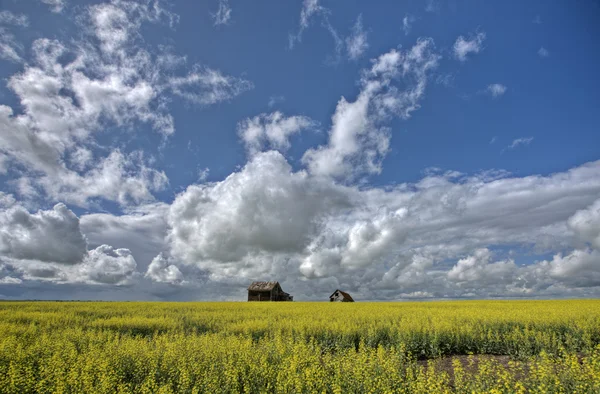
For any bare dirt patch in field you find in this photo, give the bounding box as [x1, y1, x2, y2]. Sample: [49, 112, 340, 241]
[417, 355, 523, 386]
[417, 353, 587, 387]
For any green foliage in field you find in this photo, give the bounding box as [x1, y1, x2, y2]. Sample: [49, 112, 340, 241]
[0, 300, 599, 393]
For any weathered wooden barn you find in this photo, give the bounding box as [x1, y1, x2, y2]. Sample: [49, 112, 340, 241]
[329, 289, 354, 302]
[247, 281, 293, 301]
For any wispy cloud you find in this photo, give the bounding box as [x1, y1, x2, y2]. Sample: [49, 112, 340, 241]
[212, 0, 232, 26]
[453, 31, 486, 62]
[268, 95, 285, 108]
[0, 10, 29, 63]
[490, 136, 497, 144]
[403, 14, 415, 36]
[425, 0, 440, 13]
[40, 0, 66, 13]
[198, 167, 210, 182]
[0, 11, 28, 26]
[533, 15, 542, 24]
[346, 14, 368, 60]
[289, 0, 325, 49]
[289, 0, 344, 64]
[538, 47, 549, 57]
[435, 73, 455, 87]
[508, 137, 534, 149]
[168, 66, 253, 105]
[487, 84, 507, 98]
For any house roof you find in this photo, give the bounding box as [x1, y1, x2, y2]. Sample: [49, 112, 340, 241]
[248, 281, 280, 291]
[330, 289, 354, 301]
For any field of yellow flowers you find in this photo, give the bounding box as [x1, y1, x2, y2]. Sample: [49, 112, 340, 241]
[1, 300, 599, 393]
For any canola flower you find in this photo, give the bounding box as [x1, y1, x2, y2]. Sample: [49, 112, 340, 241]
[0, 300, 599, 393]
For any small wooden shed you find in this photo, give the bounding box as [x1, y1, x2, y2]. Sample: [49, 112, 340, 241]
[247, 281, 293, 301]
[329, 289, 354, 302]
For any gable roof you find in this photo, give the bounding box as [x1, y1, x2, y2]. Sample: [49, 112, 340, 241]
[248, 281, 280, 291]
[329, 289, 354, 301]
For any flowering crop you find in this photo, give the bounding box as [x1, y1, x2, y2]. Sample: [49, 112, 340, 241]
[0, 300, 599, 393]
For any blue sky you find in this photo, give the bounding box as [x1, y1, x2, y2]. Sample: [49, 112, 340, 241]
[0, 0, 599, 300]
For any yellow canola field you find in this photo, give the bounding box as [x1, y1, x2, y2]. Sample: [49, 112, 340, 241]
[1, 300, 599, 393]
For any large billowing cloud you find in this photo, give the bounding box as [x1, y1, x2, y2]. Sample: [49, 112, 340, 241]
[568, 199, 600, 250]
[0, 203, 87, 264]
[0, 201, 141, 287]
[545, 249, 600, 288]
[168, 151, 351, 277]
[167, 149, 600, 298]
[447, 248, 517, 285]
[145, 253, 183, 284]
[80, 203, 169, 271]
[79, 245, 137, 285]
[3, 152, 600, 299]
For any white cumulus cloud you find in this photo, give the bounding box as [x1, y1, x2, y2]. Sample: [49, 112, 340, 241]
[80, 203, 169, 271]
[0, 0, 251, 208]
[302, 38, 440, 179]
[80, 245, 137, 285]
[0, 203, 87, 264]
[145, 253, 183, 284]
[568, 199, 600, 250]
[164, 139, 600, 299]
[168, 151, 351, 276]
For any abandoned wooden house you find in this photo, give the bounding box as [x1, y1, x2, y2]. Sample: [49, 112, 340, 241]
[329, 289, 355, 302]
[247, 281, 293, 301]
